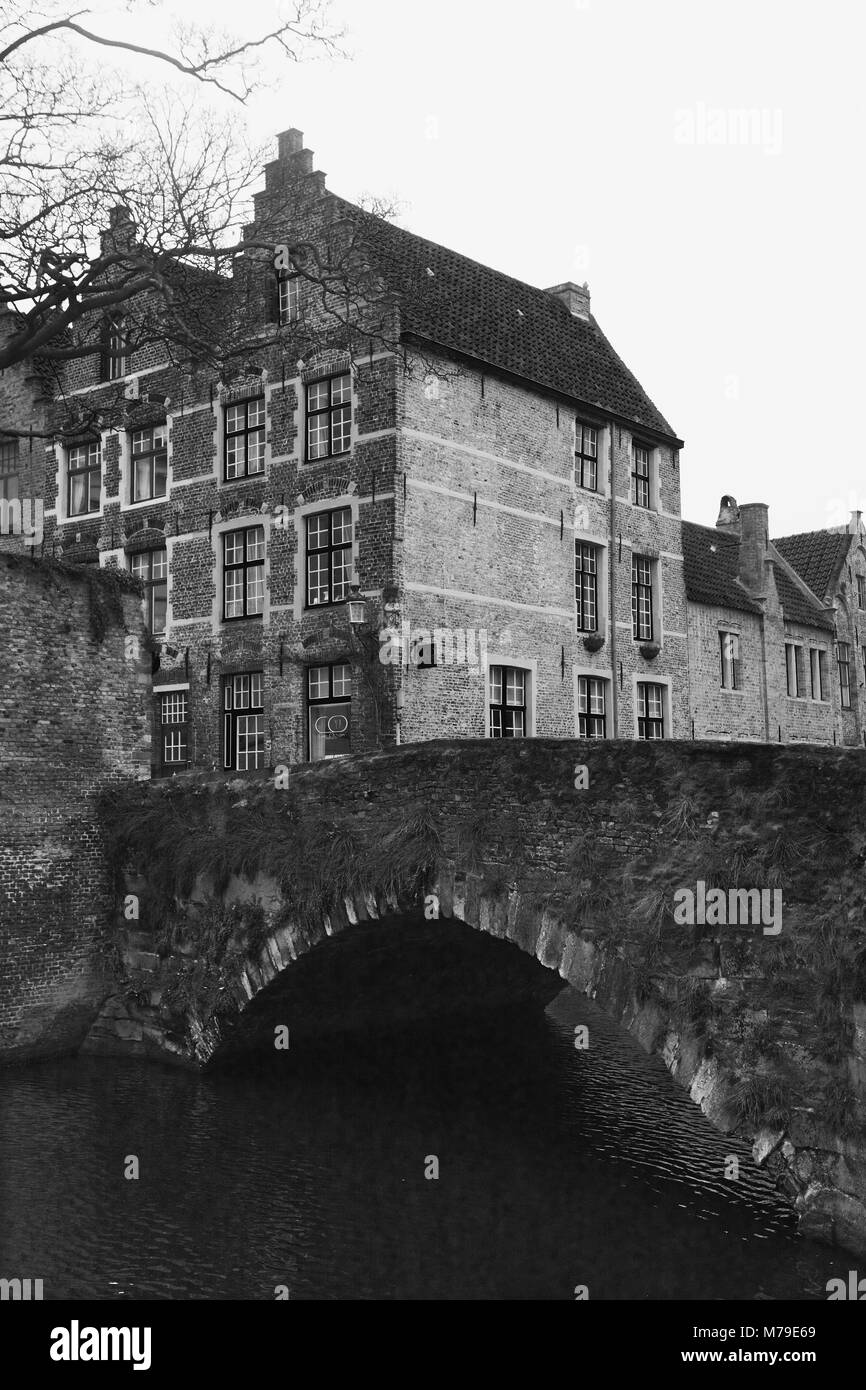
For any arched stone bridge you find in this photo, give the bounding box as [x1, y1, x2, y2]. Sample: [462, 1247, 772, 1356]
[83, 738, 866, 1255]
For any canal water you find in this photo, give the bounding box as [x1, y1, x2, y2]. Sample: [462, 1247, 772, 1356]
[0, 987, 849, 1300]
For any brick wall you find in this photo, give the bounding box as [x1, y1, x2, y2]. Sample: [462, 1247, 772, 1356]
[0, 554, 151, 1060]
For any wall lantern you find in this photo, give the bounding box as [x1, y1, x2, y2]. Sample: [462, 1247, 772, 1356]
[347, 581, 367, 625]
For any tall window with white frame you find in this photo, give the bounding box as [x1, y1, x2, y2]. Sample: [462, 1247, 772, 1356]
[810, 647, 827, 701]
[637, 681, 664, 739]
[223, 673, 265, 771]
[0, 440, 19, 500]
[577, 676, 606, 738]
[131, 549, 167, 633]
[306, 373, 351, 460]
[489, 665, 527, 738]
[719, 631, 741, 690]
[785, 641, 806, 697]
[838, 642, 852, 709]
[631, 555, 653, 641]
[306, 507, 352, 607]
[223, 526, 265, 620]
[308, 663, 351, 760]
[68, 441, 101, 516]
[631, 444, 650, 508]
[278, 273, 301, 325]
[225, 398, 265, 480]
[101, 317, 126, 381]
[575, 542, 598, 632]
[159, 691, 189, 769]
[131, 425, 167, 501]
[574, 422, 598, 491]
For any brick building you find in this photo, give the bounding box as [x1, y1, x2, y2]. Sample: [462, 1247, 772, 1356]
[1, 127, 691, 772]
[684, 496, 866, 746]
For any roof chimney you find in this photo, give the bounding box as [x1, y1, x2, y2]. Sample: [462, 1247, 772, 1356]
[544, 281, 590, 320]
[737, 502, 770, 593]
[715, 494, 740, 532]
[848, 509, 863, 534]
[100, 204, 135, 254]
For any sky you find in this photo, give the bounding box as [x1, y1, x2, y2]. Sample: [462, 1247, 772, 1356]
[87, 0, 866, 537]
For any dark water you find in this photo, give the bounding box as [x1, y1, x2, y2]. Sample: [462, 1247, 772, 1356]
[0, 988, 850, 1300]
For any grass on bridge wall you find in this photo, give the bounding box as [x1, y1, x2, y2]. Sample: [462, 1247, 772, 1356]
[98, 738, 866, 1138]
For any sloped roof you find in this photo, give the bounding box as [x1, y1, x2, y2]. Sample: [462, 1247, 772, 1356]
[346, 205, 678, 440]
[773, 530, 851, 602]
[682, 521, 763, 614]
[770, 556, 834, 630]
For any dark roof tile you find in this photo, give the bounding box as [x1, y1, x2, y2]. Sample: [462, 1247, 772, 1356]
[772, 530, 851, 601]
[682, 521, 763, 614]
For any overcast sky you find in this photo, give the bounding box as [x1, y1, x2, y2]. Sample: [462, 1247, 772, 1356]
[136, 0, 866, 537]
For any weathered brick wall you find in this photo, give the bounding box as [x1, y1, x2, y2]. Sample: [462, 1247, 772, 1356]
[687, 602, 767, 740]
[0, 554, 151, 1060]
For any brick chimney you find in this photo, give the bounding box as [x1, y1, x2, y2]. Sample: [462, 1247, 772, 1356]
[265, 128, 326, 194]
[100, 204, 136, 254]
[738, 502, 770, 593]
[715, 494, 740, 533]
[545, 282, 591, 320]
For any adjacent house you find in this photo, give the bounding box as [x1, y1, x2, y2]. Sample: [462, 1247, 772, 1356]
[685, 496, 866, 746]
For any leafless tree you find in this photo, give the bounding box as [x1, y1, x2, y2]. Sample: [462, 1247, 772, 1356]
[0, 0, 345, 374]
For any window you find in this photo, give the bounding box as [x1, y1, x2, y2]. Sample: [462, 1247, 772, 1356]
[131, 549, 167, 633]
[160, 691, 188, 766]
[575, 542, 598, 632]
[131, 425, 167, 501]
[637, 681, 664, 739]
[68, 442, 101, 516]
[631, 555, 653, 641]
[308, 663, 351, 760]
[223, 673, 265, 771]
[278, 273, 301, 325]
[489, 665, 526, 738]
[306, 507, 352, 607]
[785, 642, 806, 697]
[306, 373, 351, 460]
[577, 676, 606, 738]
[632, 444, 650, 508]
[858, 575, 866, 609]
[574, 422, 598, 491]
[0, 440, 18, 501]
[101, 317, 126, 381]
[223, 525, 265, 620]
[810, 648, 827, 701]
[839, 642, 852, 709]
[225, 397, 265, 480]
[719, 631, 741, 690]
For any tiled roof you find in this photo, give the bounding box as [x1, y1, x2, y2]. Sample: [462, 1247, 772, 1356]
[681, 521, 763, 614]
[347, 204, 678, 440]
[772, 530, 851, 602]
[683, 521, 834, 629]
[770, 555, 834, 630]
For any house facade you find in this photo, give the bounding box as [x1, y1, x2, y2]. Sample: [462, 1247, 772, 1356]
[1, 127, 691, 773]
[685, 496, 866, 746]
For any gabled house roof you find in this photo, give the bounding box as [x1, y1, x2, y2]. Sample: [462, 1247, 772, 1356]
[348, 205, 679, 441]
[682, 521, 763, 614]
[683, 520, 835, 630]
[772, 530, 852, 603]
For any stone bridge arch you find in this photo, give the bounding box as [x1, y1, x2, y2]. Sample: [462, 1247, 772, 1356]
[187, 861, 588, 1067]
